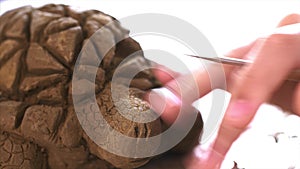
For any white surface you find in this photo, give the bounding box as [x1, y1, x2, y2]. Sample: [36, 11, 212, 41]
[1, 0, 300, 53]
[222, 104, 300, 169]
[1, 1, 300, 168]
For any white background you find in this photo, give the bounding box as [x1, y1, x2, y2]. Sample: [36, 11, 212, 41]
[1, 0, 300, 53]
[1, 1, 300, 168]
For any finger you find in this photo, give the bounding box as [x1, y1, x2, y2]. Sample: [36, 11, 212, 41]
[224, 40, 257, 90]
[168, 41, 255, 101]
[269, 81, 298, 112]
[293, 83, 300, 116]
[274, 12, 300, 114]
[268, 13, 300, 113]
[146, 87, 182, 124]
[232, 34, 299, 103]
[277, 13, 300, 27]
[198, 14, 300, 166]
[184, 144, 223, 169]
[147, 43, 254, 125]
[152, 64, 180, 84]
[224, 40, 256, 59]
[147, 67, 215, 125]
[212, 100, 258, 156]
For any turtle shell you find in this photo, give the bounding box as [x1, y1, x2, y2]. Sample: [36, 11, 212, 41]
[0, 4, 203, 169]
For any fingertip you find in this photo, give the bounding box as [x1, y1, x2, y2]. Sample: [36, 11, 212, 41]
[145, 88, 181, 125]
[183, 144, 223, 169]
[224, 41, 254, 59]
[223, 100, 258, 128]
[212, 99, 259, 158]
[277, 13, 300, 27]
[152, 65, 180, 84]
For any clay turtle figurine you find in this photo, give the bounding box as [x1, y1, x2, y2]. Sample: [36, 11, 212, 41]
[0, 4, 203, 169]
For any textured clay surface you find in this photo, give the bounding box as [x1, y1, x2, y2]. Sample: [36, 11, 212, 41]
[0, 4, 203, 169]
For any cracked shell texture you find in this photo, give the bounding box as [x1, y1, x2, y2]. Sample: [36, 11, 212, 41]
[0, 4, 203, 169]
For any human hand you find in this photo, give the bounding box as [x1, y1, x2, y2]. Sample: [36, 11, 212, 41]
[147, 13, 300, 168]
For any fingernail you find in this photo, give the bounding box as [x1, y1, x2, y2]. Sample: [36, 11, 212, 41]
[223, 99, 259, 132]
[226, 100, 257, 119]
[146, 88, 181, 123]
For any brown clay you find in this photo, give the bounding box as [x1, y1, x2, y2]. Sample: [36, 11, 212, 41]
[0, 4, 203, 169]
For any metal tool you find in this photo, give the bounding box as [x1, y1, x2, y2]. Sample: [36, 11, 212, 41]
[185, 54, 253, 66]
[186, 54, 300, 82]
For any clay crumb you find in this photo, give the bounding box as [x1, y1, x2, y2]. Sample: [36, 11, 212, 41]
[232, 161, 244, 169]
